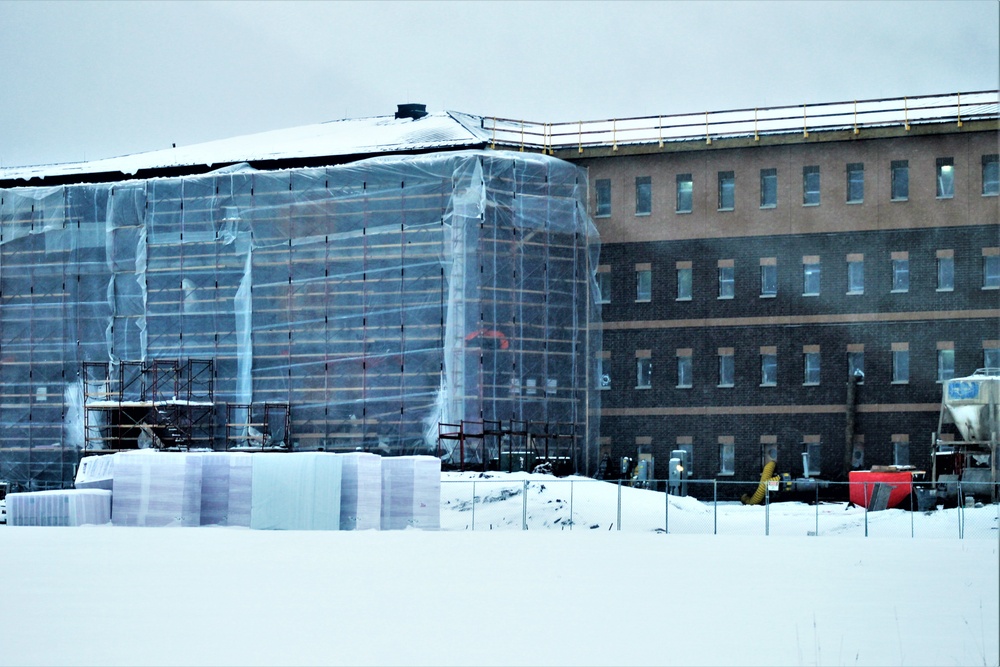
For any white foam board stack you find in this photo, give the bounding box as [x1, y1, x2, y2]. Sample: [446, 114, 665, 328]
[338, 452, 382, 530]
[380, 455, 441, 530]
[250, 452, 342, 530]
[111, 451, 203, 527]
[6, 489, 112, 526]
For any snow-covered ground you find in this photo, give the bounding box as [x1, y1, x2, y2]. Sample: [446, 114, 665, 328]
[1, 471, 997, 667]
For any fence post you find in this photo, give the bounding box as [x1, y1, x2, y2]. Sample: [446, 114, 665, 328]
[472, 481, 476, 531]
[713, 479, 718, 535]
[665, 482, 669, 534]
[522, 480, 528, 531]
[765, 483, 770, 536]
[617, 480, 622, 531]
[570, 480, 574, 531]
[814, 483, 819, 536]
[958, 482, 964, 539]
[909, 483, 914, 538]
[864, 482, 869, 537]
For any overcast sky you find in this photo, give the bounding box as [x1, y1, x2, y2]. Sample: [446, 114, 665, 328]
[1, 0, 997, 168]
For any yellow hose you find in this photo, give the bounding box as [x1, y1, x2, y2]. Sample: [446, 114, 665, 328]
[741, 460, 779, 505]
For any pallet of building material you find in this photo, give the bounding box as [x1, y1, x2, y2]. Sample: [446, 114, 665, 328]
[338, 452, 382, 530]
[111, 451, 203, 527]
[380, 455, 441, 530]
[6, 489, 112, 526]
[250, 452, 342, 530]
[195, 452, 255, 527]
[74, 454, 115, 491]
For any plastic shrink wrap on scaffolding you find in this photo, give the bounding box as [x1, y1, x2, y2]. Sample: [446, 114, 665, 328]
[6, 488, 111, 526]
[381, 455, 441, 530]
[0, 150, 601, 492]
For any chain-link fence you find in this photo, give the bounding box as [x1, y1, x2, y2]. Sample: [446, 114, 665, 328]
[440, 477, 1000, 538]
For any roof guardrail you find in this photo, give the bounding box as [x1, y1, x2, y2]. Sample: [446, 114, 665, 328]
[486, 90, 999, 152]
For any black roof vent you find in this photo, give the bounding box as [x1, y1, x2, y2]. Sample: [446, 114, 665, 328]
[395, 103, 428, 120]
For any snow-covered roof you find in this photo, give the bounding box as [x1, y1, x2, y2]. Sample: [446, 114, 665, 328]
[0, 110, 491, 183]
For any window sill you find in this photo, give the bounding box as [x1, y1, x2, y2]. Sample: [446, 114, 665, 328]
[760, 204, 776, 210]
[598, 300, 611, 305]
[983, 192, 999, 198]
[846, 291, 864, 296]
[676, 209, 692, 215]
[635, 298, 651, 303]
[935, 196, 954, 201]
[675, 297, 692, 302]
[890, 289, 909, 294]
[635, 212, 651, 217]
[718, 295, 734, 300]
[676, 385, 692, 390]
[935, 288, 954, 293]
[635, 385, 651, 390]
[599, 386, 610, 391]
[846, 200, 864, 205]
[802, 202, 820, 207]
[803, 382, 820, 387]
[595, 213, 611, 218]
[891, 381, 909, 385]
[890, 198, 908, 203]
[717, 383, 734, 388]
[760, 293, 777, 299]
[759, 383, 777, 387]
[717, 471, 735, 477]
[802, 292, 820, 297]
[982, 285, 1000, 291]
[717, 207, 734, 213]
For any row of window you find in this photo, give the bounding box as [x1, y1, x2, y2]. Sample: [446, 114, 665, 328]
[595, 154, 1000, 216]
[598, 249, 1000, 303]
[614, 437, 912, 476]
[599, 345, 999, 390]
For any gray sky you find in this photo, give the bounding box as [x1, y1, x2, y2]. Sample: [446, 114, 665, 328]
[1, 0, 997, 168]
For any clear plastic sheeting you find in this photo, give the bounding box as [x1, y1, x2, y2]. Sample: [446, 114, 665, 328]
[6, 488, 111, 526]
[0, 150, 601, 491]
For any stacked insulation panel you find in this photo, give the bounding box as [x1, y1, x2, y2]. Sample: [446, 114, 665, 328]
[6, 489, 111, 526]
[381, 455, 441, 530]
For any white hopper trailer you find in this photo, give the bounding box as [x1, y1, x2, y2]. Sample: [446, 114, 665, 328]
[933, 368, 999, 504]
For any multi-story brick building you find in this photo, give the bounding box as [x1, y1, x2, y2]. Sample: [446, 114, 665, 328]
[543, 93, 999, 491]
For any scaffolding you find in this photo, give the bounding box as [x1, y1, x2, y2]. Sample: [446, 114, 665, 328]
[0, 150, 601, 490]
[437, 418, 577, 474]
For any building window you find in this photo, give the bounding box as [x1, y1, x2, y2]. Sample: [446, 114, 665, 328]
[676, 264, 692, 300]
[676, 173, 693, 213]
[635, 176, 652, 215]
[892, 346, 910, 384]
[636, 267, 652, 302]
[595, 179, 611, 217]
[718, 262, 735, 299]
[847, 162, 864, 203]
[893, 437, 910, 467]
[891, 160, 909, 201]
[719, 442, 735, 475]
[937, 253, 954, 291]
[718, 349, 735, 387]
[937, 347, 955, 383]
[676, 351, 693, 388]
[848, 350, 865, 383]
[596, 269, 611, 304]
[803, 166, 820, 205]
[985, 346, 1000, 371]
[891, 256, 910, 292]
[760, 349, 777, 386]
[803, 258, 821, 296]
[760, 168, 777, 208]
[597, 353, 611, 390]
[982, 154, 998, 196]
[803, 349, 820, 385]
[718, 171, 735, 211]
[636, 356, 652, 389]
[936, 158, 954, 199]
[847, 256, 864, 294]
[803, 440, 821, 476]
[760, 262, 777, 297]
[984, 250, 1000, 289]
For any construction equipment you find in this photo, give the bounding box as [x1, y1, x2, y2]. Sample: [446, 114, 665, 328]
[932, 368, 999, 504]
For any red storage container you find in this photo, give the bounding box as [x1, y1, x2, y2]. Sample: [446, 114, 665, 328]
[849, 470, 913, 509]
